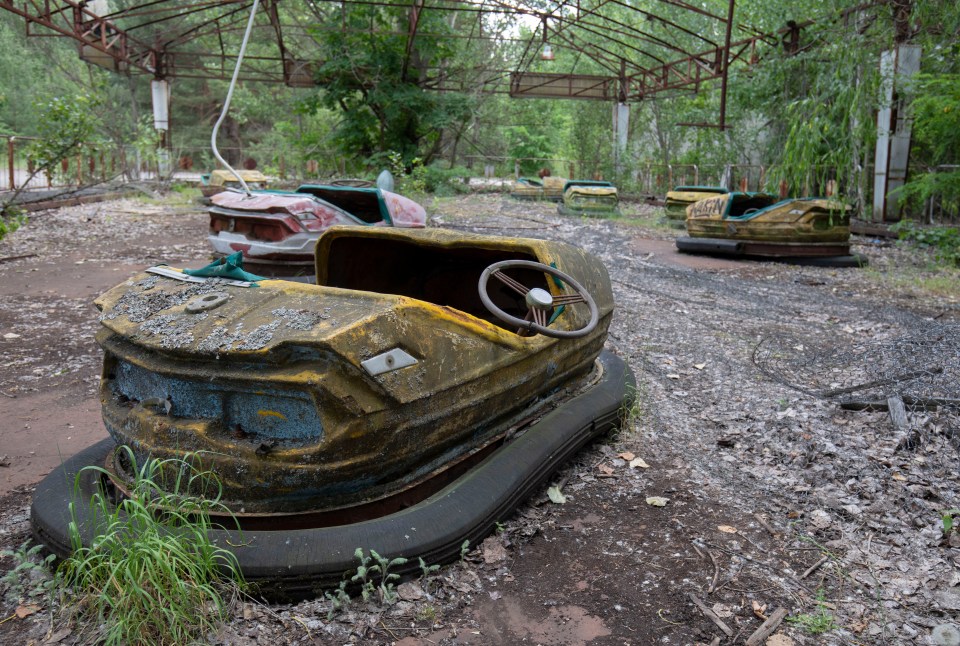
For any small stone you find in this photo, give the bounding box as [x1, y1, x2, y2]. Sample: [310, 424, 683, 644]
[933, 624, 960, 646]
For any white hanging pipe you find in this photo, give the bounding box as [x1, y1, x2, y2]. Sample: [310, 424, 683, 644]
[210, 0, 261, 197]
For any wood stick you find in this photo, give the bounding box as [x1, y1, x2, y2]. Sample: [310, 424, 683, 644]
[744, 607, 788, 646]
[887, 396, 908, 433]
[0, 253, 37, 264]
[820, 368, 941, 397]
[840, 396, 960, 412]
[705, 546, 721, 594]
[687, 593, 734, 637]
[753, 513, 779, 537]
[800, 555, 830, 580]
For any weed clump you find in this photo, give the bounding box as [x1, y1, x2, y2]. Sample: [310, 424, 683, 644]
[60, 446, 244, 646]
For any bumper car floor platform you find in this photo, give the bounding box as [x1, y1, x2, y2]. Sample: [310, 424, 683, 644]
[31, 350, 632, 601]
[675, 236, 868, 268]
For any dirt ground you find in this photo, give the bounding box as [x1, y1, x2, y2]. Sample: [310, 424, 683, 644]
[1, 192, 959, 646]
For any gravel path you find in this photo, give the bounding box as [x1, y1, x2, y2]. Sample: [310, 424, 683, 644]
[1, 192, 959, 645]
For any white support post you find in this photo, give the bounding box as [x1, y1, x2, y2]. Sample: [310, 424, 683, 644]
[872, 45, 921, 221]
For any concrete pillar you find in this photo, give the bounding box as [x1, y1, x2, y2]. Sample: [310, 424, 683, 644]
[872, 45, 922, 221]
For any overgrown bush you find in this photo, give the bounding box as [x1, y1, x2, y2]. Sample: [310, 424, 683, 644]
[61, 446, 244, 646]
[890, 220, 960, 266]
[0, 207, 27, 242]
[419, 163, 472, 196]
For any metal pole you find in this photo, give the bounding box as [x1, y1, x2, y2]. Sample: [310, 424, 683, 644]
[718, 0, 736, 129]
[7, 137, 14, 191]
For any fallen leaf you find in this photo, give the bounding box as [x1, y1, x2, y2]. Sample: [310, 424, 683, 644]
[547, 486, 567, 504]
[694, 363, 706, 370]
[646, 496, 669, 507]
[891, 473, 907, 481]
[44, 627, 72, 644]
[397, 581, 425, 601]
[711, 603, 734, 618]
[717, 525, 738, 534]
[629, 457, 650, 469]
[617, 451, 635, 461]
[3, 332, 21, 340]
[481, 536, 508, 563]
[15, 603, 41, 619]
[765, 634, 795, 646]
[752, 600, 767, 619]
[597, 464, 614, 476]
[667, 373, 681, 380]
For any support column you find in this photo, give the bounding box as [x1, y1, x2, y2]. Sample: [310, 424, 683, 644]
[872, 44, 921, 221]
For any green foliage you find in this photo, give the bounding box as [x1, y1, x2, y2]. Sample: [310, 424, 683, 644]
[416, 604, 438, 623]
[323, 580, 352, 620]
[890, 220, 960, 265]
[418, 163, 472, 196]
[0, 208, 27, 241]
[418, 556, 440, 579]
[0, 541, 57, 604]
[61, 446, 245, 646]
[131, 115, 163, 165]
[897, 74, 960, 215]
[506, 125, 554, 174]
[349, 548, 408, 604]
[26, 92, 103, 178]
[786, 589, 836, 635]
[942, 509, 960, 536]
[310, 4, 474, 165]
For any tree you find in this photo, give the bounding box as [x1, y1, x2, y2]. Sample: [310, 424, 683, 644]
[305, 3, 476, 166]
[1, 92, 103, 217]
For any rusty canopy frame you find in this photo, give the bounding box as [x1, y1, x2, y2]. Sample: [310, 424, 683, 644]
[0, 0, 854, 128]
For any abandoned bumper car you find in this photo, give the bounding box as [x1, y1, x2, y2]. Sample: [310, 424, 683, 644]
[200, 169, 269, 200]
[32, 226, 633, 598]
[507, 176, 570, 202]
[557, 180, 619, 216]
[509, 176, 546, 200]
[663, 185, 729, 225]
[675, 191, 867, 267]
[207, 184, 426, 273]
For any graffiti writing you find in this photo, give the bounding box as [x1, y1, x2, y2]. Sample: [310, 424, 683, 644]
[687, 196, 726, 219]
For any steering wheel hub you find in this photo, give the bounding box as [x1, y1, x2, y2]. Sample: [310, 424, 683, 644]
[525, 287, 554, 310]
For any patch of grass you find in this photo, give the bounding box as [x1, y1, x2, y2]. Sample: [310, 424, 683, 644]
[169, 183, 203, 202]
[787, 589, 836, 635]
[620, 382, 646, 430]
[60, 446, 244, 646]
[416, 604, 438, 624]
[862, 262, 960, 300]
[0, 541, 57, 604]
